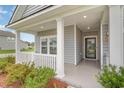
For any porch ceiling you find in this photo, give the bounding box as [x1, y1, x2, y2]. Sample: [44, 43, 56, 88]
[64, 6, 105, 32]
[9, 5, 106, 34]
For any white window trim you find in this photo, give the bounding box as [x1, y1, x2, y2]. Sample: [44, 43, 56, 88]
[7, 37, 15, 42]
[74, 24, 77, 65]
[40, 35, 56, 55]
[121, 7, 124, 64]
[100, 24, 103, 69]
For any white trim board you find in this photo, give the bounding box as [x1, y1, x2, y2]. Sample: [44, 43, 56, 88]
[74, 24, 77, 65]
[100, 24, 103, 69]
[83, 35, 98, 60]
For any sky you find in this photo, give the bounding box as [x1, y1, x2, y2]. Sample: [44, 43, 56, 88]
[0, 5, 34, 42]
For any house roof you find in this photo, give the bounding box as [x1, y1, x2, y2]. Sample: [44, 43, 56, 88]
[8, 5, 53, 25]
[0, 30, 15, 37]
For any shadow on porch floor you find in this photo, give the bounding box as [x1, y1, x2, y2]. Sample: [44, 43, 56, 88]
[62, 60, 103, 88]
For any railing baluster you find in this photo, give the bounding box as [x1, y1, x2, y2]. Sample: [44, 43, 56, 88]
[17, 53, 56, 71]
[49, 56, 51, 68]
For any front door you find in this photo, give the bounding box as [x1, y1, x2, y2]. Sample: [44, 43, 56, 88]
[85, 37, 96, 59]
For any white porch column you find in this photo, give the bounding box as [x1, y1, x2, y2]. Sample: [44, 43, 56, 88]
[15, 31, 21, 63]
[34, 33, 40, 53]
[100, 24, 103, 69]
[56, 18, 65, 78]
[109, 6, 123, 67]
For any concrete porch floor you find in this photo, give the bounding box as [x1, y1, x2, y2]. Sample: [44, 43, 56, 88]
[62, 60, 103, 88]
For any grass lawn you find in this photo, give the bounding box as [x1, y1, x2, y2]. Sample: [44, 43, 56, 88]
[21, 47, 34, 52]
[0, 50, 15, 54]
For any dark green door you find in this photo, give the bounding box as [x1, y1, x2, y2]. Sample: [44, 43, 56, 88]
[85, 38, 96, 59]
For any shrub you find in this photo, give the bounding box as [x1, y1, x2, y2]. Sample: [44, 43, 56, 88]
[5, 63, 35, 85]
[0, 56, 15, 64]
[97, 65, 124, 88]
[21, 48, 25, 51]
[24, 67, 55, 88]
[0, 56, 15, 73]
[0, 61, 8, 73]
[6, 56, 15, 64]
[1, 58, 55, 88]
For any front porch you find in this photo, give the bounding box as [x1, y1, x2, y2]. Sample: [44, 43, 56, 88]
[63, 60, 102, 88]
[15, 6, 107, 87]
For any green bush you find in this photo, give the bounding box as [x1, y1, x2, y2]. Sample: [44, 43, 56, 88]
[21, 48, 25, 51]
[24, 67, 55, 88]
[0, 61, 8, 73]
[0, 56, 15, 64]
[6, 56, 15, 64]
[0, 56, 15, 73]
[0, 58, 55, 88]
[97, 65, 124, 88]
[5, 63, 35, 85]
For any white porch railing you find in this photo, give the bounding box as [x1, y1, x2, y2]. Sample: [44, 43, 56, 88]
[33, 54, 56, 70]
[17, 52, 34, 64]
[17, 52, 57, 70]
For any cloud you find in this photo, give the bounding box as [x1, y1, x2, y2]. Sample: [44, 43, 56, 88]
[0, 25, 6, 30]
[0, 10, 7, 14]
[0, 25, 5, 28]
[0, 6, 8, 19]
[0, 7, 8, 14]
[0, 25, 15, 34]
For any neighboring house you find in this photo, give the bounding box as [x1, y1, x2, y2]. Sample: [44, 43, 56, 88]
[0, 30, 15, 50]
[6, 5, 124, 85]
[0, 30, 29, 50]
[20, 40, 29, 50]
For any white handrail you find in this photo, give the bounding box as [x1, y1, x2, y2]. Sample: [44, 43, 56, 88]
[17, 52, 56, 70]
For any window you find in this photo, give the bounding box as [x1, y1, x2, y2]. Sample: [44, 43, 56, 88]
[7, 37, 15, 41]
[41, 38, 47, 54]
[11, 37, 15, 40]
[49, 37, 57, 54]
[40, 36, 57, 55]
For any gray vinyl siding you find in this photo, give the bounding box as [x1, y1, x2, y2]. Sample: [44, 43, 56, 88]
[10, 5, 52, 24]
[100, 7, 109, 65]
[37, 25, 75, 64]
[102, 24, 109, 65]
[76, 26, 82, 64]
[0, 36, 15, 50]
[35, 35, 41, 53]
[23, 5, 51, 18]
[10, 6, 27, 23]
[64, 25, 75, 64]
[38, 29, 56, 37]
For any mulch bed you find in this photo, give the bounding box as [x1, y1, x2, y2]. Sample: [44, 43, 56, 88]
[47, 78, 68, 88]
[0, 73, 22, 88]
[0, 74, 7, 88]
[0, 73, 68, 88]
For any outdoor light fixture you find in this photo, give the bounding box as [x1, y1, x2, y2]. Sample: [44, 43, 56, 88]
[87, 26, 90, 29]
[83, 15, 87, 19]
[40, 26, 44, 29]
